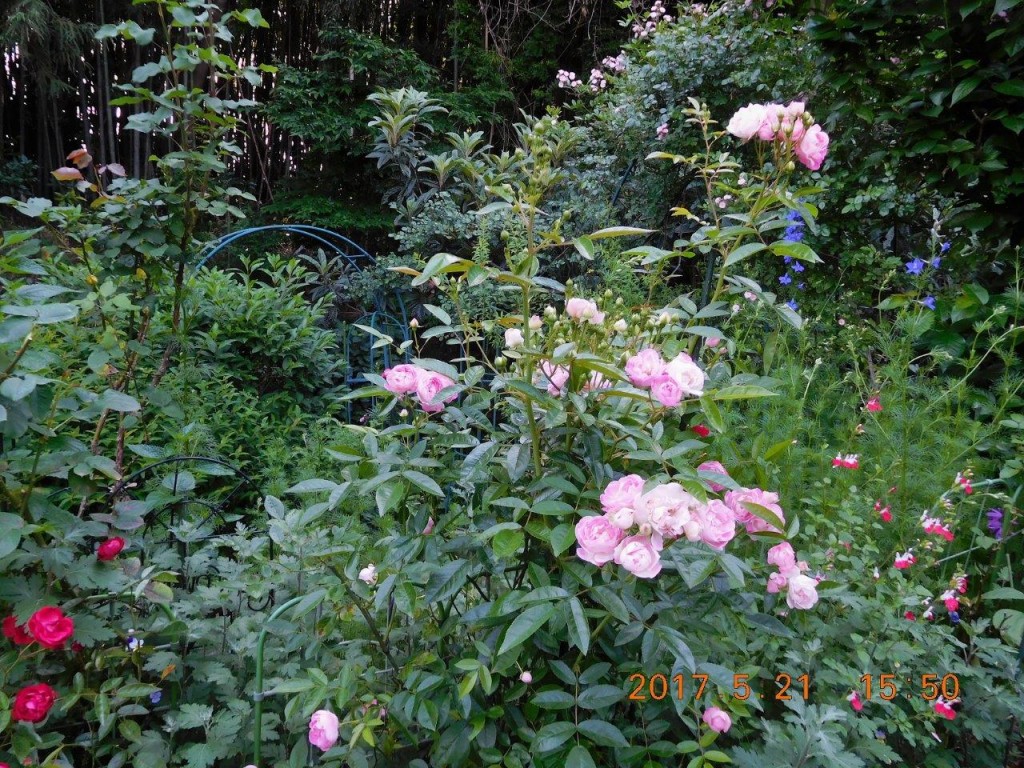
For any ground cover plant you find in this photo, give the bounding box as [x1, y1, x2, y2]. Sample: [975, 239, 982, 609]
[1, 1, 1023, 767]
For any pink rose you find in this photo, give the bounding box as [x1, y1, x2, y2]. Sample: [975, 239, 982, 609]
[583, 372, 612, 392]
[416, 370, 457, 413]
[565, 297, 604, 324]
[724, 487, 786, 534]
[575, 515, 626, 566]
[782, 101, 807, 141]
[600, 474, 645, 515]
[786, 574, 819, 610]
[665, 354, 705, 396]
[625, 348, 666, 387]
[650, 374, 683, 407]
[641, 483, 702, 539]
[702, 706, 732, 733]
[308, 710, 340, 751]
[614, 535, 663, 578]
[726, 103, 768, 141]
[504, 328, 524, 348]
[697, 499, 736, 550]
[538, 361, 570, 396]
[757, 103, 784, 140]
[766, 542, 796, 570]
[382, 364, 421, 395]
[766, 571, 788, 593]
[697, 461, 730, 492]
[795, 124, 829, 171]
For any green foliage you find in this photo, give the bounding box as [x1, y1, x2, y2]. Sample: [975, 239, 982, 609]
[807, 0, 1024, 237]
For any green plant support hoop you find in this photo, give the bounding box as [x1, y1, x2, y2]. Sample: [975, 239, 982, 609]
[252, 595, 306, 767]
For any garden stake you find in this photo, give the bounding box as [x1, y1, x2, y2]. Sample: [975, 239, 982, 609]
[252, 595, 305, 767]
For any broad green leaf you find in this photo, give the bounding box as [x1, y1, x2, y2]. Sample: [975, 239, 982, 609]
[589, 226, 653, 240]
[576, 684, 624, 709]
[497, 604, 554, 656]
[722, 242, 767, 267]
[565, 745, 597, 768]
[567, 597, 590, 655]
[577, 719, 628, 747]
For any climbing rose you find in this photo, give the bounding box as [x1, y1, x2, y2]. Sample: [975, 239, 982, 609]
[575, 515, 626, 566]
[665, 353, 706, 396]
[12, 683, 57, 723]
[650, 374, 683, 407]
[415, 370, 457, 413]
[27, 607, 74, 650]
[308, 710, 340, 751]
[726, 103, 768, 141]
[358, 564, 378, 585]
[767, 572, 788, 593]
[625, 348, 666, 387]
[697, 461, 730, 492]
[767, 542, 796, 570]
[702, 706, 732, 733]
[2, 616, 33, 646]
[795, 124, 829, 171]
[97, 536, 125, 561]
[504, 328, 524, 348]
[786, 574, 819, 610]
[724, 488, 785, 534]
[600, 475, 645, 516]
[614, 534, 663, 578]
[538, 361, 570, 396]
[382, 364, 421, 395]
[565, 297, 604, 324]
[697, 500, 737, 551]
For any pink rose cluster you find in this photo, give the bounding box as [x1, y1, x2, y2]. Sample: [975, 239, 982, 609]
[625, 349, 706, 407]
[765, 542, 818, 610]
[725, 101, 830, 171]
[575, 465, 787, 579]
[382, 364, 458, 414]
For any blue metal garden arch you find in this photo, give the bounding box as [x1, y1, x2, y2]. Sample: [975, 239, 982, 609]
[193, 225, 410, 409]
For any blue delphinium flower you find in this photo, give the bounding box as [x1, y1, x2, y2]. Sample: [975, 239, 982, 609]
[783, 225, 805, 242]
[987, 508, 1004, 540]
[921, 296, 936, 310]
[792, 262, 805, 273]
[940, 241, 951, 253]
[905, 257, 926, 275]
[779, 274, 793, 285]
[786, 208, 802, 221]
[786, 299, 799, 310]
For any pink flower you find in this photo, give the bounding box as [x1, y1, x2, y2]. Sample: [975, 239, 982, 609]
[702, 706, 732, 733]
[520, 671, 533, 684]
[691, 424, 711, 438]
[832, 453, 859, 469]
[625, 349, 666, 387]
[767, 542, 796, 570]
[575, 515, 626, 566]
[727, 103, 768, 141]
[656, 122, 669, 140]
[767, 572, 788, 593]
[600, 475, 645, 516]
[565, 297, 604, 324]
[757, 104, 784, 141]
[934, 698, 958, 720]
[894, 551, 915, 570]
[640, 483, 702, 540]
[538, 361, 570, 396]
[848, 691, 863, 712]
[504, 328, 524, 348]
[905, 610, 916, 621]
[614, 535, 663, 578]
[650, 374, 683, 407]
[944, 597, 959, 612]
[382, 364, 421, 394]
[786, 574, 819, 610]
[697, 461, 730, 492]
[583, 372, 612, 392]
[724, 488, 786, 534]
[865, 397, 882, 412]
[879, 506, 892, 523]
[308, 710, 340, 751]
[358, 564, 378, 585]
[795, 124, 829, 171]
[697, 499, 736, 550]
[665, 354, 706, 396]
[416, 370, 457, 413]
[782, 101, 807, 142]
[956, 576, 968, 594]
[423, 517, 435, 535]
